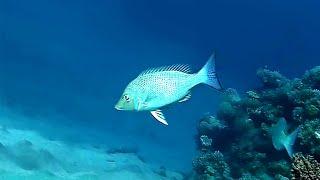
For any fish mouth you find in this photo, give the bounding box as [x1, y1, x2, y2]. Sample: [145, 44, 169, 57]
[115, 105, 123, 111]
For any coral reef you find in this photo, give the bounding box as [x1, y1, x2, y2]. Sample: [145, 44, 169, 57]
[198, 114, 227, 134]
[302, 66, 320, 89]
[291, 153, 320, 179]
[193, 66, 320, 179]
[192, 151, 231, 179]
[200, 135, 213, 150]
[257, 68, 289, 88]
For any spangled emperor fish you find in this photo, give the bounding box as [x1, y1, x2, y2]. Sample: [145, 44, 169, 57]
[115, 53, 223, 125]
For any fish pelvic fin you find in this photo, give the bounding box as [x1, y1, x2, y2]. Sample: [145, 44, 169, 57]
[197, 52, 223, 90]
[151, 110, 168, 126]
[178, 92, 192, 103]
[283, 126, 301, 158]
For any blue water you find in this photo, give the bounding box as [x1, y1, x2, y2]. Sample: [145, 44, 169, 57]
[1, 0, 320, 177]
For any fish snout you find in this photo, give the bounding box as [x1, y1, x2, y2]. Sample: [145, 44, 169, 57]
[114, 100, 124, 110]
[114, 104, 123, 111]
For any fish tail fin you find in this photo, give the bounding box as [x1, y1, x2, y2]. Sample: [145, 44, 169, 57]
[197, 52, 223, 90]
[283, 126, 300, 158]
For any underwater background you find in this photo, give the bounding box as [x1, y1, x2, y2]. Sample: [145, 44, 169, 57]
[1, 0, 320, 179]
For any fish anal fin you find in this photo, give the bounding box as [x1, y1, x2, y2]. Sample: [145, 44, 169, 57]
[178, 92, 192, 103]
[150, 110, 168, 125]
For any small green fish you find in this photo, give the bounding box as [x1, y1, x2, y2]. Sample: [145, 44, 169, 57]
[115, 53, 222, 125]
[270, 118, 300, 157]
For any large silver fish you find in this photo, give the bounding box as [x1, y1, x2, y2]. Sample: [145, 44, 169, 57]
[115, 53, 222, 125]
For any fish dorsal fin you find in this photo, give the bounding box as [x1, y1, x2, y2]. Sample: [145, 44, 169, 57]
[178, 92, 192, 103]
[150, 110, 168, 125]
[139, 64, 191, 76]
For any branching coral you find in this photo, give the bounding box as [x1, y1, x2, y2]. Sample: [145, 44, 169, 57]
[230, 142, 267, 177]
[267, 160, 291, 178]
[239, 173, 260, 180]
[257, 68, 289, 88]
[200, 135, 213, 150]
[198, 114, 226, 135]
[222, 88, 242, 103]
[193, 151, 231, 180]
[292, 107, 304, 122]
[302, 66, 320, 89]
[291, 153, 320, 179]
[299, 119, 320, 155]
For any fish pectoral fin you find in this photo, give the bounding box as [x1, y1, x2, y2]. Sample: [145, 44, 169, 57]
[178, 92, 192, 103]
[150, 110, 168, 125]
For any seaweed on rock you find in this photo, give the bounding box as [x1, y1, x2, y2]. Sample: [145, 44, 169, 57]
[192, 66, 320, 179]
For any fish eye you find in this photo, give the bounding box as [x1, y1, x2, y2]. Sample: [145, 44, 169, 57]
[123, 95, 130, 102]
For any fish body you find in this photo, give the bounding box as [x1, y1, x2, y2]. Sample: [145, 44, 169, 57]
[115, 53, 222, 125]
[126, 70, 196, 111]
[271, 118, 300, 157]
